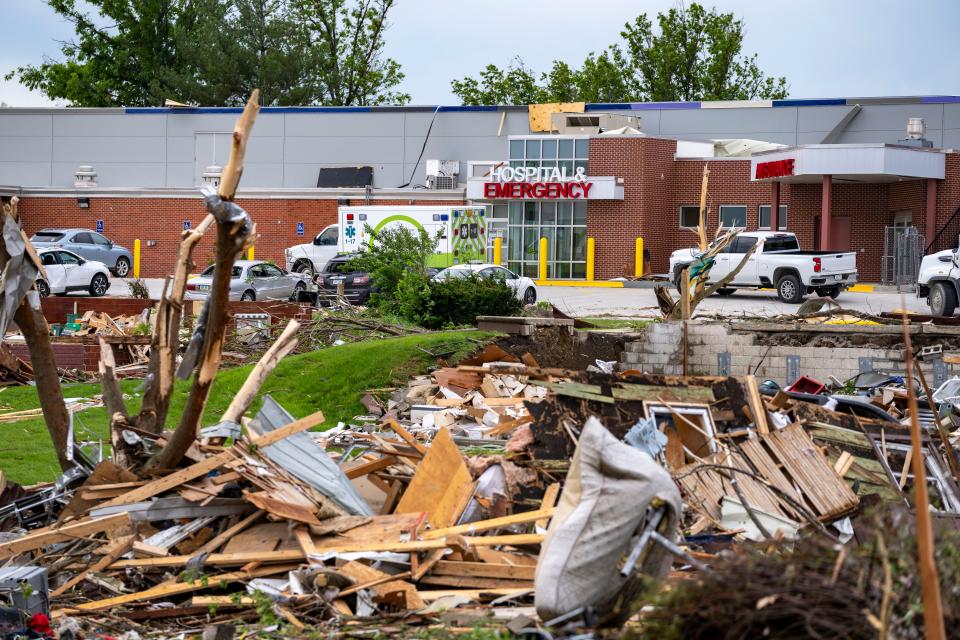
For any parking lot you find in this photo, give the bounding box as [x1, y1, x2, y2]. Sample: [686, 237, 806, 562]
[108, 277, 931, 318]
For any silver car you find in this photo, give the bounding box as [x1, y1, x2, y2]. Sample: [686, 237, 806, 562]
[185, 260, 312, 302]
[31, 228, 133, 277]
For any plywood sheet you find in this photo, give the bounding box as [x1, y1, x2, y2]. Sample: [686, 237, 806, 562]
[394, 428, 473, 528]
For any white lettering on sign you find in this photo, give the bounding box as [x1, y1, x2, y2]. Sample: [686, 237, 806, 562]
[490, 166, 587, 183]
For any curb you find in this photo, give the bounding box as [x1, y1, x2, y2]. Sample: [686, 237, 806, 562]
[534, 280, 624, 288]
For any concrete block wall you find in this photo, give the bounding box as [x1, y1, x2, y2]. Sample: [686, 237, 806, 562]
[620, 321, 956, 385]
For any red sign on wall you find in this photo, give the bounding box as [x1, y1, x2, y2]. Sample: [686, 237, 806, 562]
[755, 158, 795, 179]
[483, 181, 594, 199]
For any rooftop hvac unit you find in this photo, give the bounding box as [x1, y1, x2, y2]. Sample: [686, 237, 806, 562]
[549, 112, 641, 135]
[426, 159, 459, 189]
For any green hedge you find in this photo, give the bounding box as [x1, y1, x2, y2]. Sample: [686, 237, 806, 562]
[397, 272, 522, 329]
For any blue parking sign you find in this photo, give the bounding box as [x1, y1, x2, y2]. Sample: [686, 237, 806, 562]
[296, 222, 305, 236]
[96, 220, 104, 233]
[183, 220, 191, 231]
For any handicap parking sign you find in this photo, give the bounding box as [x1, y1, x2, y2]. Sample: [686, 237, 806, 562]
[183, 220, 191, 231]
[95, 220, 104, 233]
[296, 222, 304, 236]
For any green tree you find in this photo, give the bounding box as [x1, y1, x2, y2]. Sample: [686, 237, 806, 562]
[451, 3, 787, 106]
[8, 0, 409, 107]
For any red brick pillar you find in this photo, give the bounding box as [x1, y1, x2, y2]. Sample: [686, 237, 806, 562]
[770, 181, 780, 231]
[820, 175, 832, 250]
[926, 178, 938, 249]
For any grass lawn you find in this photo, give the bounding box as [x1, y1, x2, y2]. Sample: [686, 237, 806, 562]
[580, 317, 651, 331]
[0, 330, 495, 485]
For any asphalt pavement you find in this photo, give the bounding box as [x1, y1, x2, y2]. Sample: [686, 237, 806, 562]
[108, 277, 931, 318]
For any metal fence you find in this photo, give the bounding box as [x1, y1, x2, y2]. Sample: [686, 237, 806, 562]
[881, 225, 922, 290]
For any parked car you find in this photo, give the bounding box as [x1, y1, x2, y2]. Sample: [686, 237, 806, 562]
[917, 248, 960, 316]
[317, 254, 375, 305]
[668, 231, 858, 304]
[185, 260, 312, 302]
[36, 248, 112, 297]
[432, 263, 538, 305]
[30, 228, 133, 277]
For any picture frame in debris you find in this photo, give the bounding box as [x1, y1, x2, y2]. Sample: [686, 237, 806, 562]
[642, 401, 718, 461]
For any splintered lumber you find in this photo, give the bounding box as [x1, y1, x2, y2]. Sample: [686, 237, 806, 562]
[394, 427, 474, 528]
[0, 513, 132, 558]
[248, 409, 325, 447]
[108, 534, 544, 568]
[385, 419, 427, 455]
[420, 509, 554, 540]
[536, 484, 561, 530]
[338, 561, 425, 609]
[98, 451, 236, 508]
[50, 535, 135, 597]
[744, 374, 769, 434]
[344, 455, 398, 479]
[221, 320, 300, 425]
[244, 492, 321, 526]
[419, 576, 535, 589]
[67, 563, 297, 612]
[197, 509, 265, 554]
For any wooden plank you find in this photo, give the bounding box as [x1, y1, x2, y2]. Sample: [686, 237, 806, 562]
[421, 509, 554, 540]
[69, 564, 297, 612]
[419, 575, 534, 589]
[0, 513, 132, 558]
[385, 419, 427, 455]
[248, 409, 325, 447]
[98, 451, 235, 508]
[612, 384, 715, 403]
[344, 455, 398, 480]
[738, 438, 804, 510]
[418, 588, 531, 602]
[197, 509, 265, 554]
[293, 526, 318, 557]
[537, 484, 560, 530]
[744, 375, 769, 434]
[433, 561, 535, 580]
[394, 427, 473, 528]
[337, 561, 425, 610]
[108, 534, 544, 569]
[222, 522, 298, 554]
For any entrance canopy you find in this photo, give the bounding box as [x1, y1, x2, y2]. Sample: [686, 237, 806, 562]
[750, 143, 945, 184]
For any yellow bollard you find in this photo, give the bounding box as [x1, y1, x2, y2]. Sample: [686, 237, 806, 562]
[133, 239, 141, 278]
[247, 246, 254, 261]
[493, 237, 502, 266]
[538, 237, 548, 281]
[586, 237, 595, 281]
[635, 237, 644, 278]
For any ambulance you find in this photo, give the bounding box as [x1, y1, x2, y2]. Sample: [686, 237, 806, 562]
[284, 205, 488, 275]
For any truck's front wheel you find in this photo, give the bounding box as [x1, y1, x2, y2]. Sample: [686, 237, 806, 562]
[929, 282, 957, 317]
[776, 274, 805, 304]
[293, 260, 314, 276]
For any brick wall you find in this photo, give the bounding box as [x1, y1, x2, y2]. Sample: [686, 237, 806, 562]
[18, 196, 463, 278]
[41, 296, 157, 324]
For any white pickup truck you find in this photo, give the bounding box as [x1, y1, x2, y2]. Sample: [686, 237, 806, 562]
[669, 231, 858, 304]
[918, 247, 960, 316]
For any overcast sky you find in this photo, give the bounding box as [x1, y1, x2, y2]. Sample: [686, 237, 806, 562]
[2, 0, 958, 107]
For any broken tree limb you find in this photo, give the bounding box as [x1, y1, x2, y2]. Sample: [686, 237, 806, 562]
[145, 92, 260, 474]
[99, 337, 136, 468]
[221, 319, 300, 425]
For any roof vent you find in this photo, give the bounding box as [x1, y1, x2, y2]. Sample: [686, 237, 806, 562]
[898, 118, 933, 148]
[74, 165, 97, 188]
[201, 164, 223, 186]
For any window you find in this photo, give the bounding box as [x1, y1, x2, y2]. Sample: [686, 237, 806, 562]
[32, 232, 64, 242]
[58, 251, 80, 265]
[765, 236, 800, 252]
[40, 253, 58, 266]
[508, 136, 588, 175]
[314, 227, 338, 246]
[719, 205, 747, 228]
[90, 233, 111, 245]
[731, 236, 758, 253]
[758, 205, 788, 230]
[680, 206, 702, 228]
[261, 264, 284, 277]
[73, 232, 93, 244]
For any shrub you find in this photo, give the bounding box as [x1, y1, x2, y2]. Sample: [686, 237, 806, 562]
[413, 274, 522, 329]
[347, 225, 438, 312]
